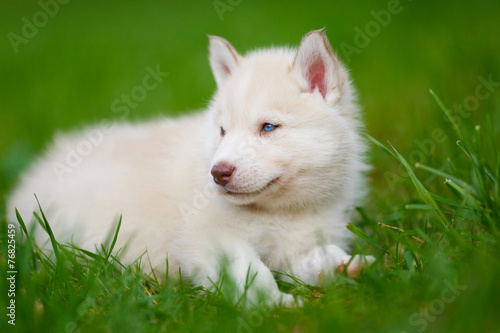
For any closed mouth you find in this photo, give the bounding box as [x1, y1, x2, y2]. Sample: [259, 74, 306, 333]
[225, 177, 280, 197]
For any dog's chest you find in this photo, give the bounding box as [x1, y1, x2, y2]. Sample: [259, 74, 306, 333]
[240, 210, 327, 265]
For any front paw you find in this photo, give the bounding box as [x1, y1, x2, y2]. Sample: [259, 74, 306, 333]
[270, 292, 303, 308]
[337, 254, 375, 277]
[242, 288, 302, 308]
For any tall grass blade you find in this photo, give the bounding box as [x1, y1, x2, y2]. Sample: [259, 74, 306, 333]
[347, 222, 386, 253]
[34, 195, 61, 263]
[105, 215, 122, 263]
[388, 143, 451, 232]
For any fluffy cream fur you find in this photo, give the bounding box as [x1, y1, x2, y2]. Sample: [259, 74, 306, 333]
[8, 30, 373, 306]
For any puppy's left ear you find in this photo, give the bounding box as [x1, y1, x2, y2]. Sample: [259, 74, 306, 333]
[292, 30, 345, 105]
[208, 35, 242, 87]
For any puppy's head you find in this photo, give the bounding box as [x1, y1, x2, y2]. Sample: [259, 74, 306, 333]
[207, 30, 364, 210]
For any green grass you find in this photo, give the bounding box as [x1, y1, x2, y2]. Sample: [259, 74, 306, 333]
[1, 1, 500, 332]
[2, 101, 499, 332]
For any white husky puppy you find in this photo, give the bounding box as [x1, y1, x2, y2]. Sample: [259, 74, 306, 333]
[8, 30, 373, 306]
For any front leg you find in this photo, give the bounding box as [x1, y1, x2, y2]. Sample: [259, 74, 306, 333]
[289, 245, 375, 285]
[195, 242, 298, 307]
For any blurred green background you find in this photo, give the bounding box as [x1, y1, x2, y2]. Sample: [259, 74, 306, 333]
[1, 0, 499, 207]
[1, 2, 500, 332]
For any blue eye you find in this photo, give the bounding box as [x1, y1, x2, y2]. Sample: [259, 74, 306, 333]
[262, 123, 278, 132]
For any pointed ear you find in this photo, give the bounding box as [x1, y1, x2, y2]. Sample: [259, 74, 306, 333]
[208, 35, 241, 87]
[292, 30, 345, 104]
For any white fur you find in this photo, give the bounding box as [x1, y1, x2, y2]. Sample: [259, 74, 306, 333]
[7, 30, 372, 306]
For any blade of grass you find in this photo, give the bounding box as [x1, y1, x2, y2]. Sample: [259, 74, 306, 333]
[388, 143, 451, 233]
[32, 211, 48, 234]
[428, 192, 461, 207]
[404, 204, 434, 210]
[67, 243, 102, 261]
[415, 163, 475, 194]
[15, 209, 38, 268]
[495, 154, 500, 201]
[347, 222, 387, 253]
[15, 209, 30, 238]
[404, 250, 414, 273]
[429, 89, 464, 140]
[364, 133, 398, 160]
[456, 140, 486, 194]
[34, 195, 61, 263]
[105, 215, 122, 263]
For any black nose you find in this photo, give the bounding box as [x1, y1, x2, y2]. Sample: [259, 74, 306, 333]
[211, 162, 235, 186]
